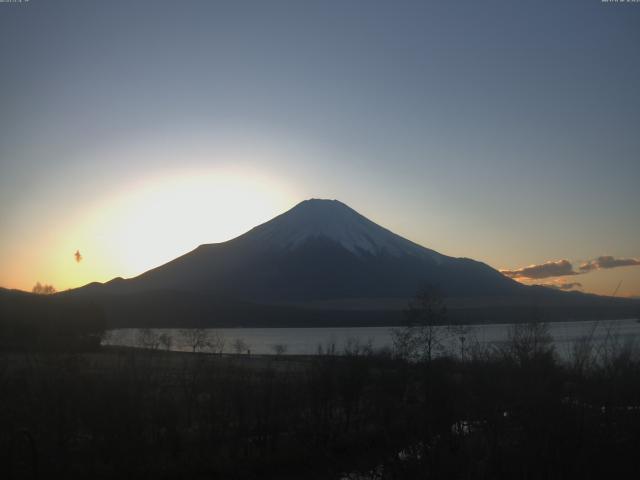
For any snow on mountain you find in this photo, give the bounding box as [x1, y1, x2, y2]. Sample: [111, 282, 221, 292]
[72, 198, 522, 303]
[66, 198, 640, 326]
[241, 199, 445, 262]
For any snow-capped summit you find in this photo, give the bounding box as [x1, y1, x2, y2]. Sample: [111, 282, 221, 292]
[73, 198, 521, 303]
[242, 199, 443, 262]
[67, 199, 636, 327]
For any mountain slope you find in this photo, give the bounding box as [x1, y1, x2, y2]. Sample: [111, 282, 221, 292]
[78, 199, 521, 302]
[65, 199, 640, 326]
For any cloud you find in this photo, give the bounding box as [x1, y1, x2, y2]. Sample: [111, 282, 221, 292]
[501, 259, 579, 279]
[503, 254, 640, 282]
[536, 281, 583, 291]
[579, 256, 640, 273]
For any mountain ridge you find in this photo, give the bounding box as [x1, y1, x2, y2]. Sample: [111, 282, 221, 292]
[73, 198, 520, 301]
[64, 199, 639, 326]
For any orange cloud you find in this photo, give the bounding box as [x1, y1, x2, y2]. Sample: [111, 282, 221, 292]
[579, 256, 640, 273]
[534, 281, 583, 291]
[501, 259, 578, 279]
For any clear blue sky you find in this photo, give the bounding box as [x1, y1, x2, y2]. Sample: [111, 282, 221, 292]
[1, 0, 639, 296]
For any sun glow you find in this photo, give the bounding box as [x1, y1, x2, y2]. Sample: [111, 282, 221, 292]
[24, 169, 297, 291]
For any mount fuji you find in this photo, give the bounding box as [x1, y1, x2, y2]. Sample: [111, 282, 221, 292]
[69, 199, 637, 326]
[81, 199, 519, 299]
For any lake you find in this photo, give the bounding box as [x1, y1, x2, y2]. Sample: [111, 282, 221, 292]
[103, 318, 640, 359]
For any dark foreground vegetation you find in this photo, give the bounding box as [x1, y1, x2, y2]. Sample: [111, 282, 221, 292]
[2, 331, 640, 480]
[2, 287, 640, 478]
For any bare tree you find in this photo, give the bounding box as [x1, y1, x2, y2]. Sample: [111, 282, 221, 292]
[343, 337, 374, 357]
[505, 320, 554, 365]
[392, 286, 448, 362]
[272, 343, 288, 356]
[206, 331, 226, 355]
[32, 282, 56, 295]
[181, 328, 209, 353]
[317, 339, 337, 356]
[448, 322, 471, 361]
[159, 332, 172, 351]
[136, 328, 160, 351]
[232, 338, 248, 354]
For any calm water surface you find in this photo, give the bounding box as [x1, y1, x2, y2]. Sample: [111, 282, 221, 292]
[103, 318, 640, 358]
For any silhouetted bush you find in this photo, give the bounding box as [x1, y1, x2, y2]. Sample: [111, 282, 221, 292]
[1, 338, 639, 479]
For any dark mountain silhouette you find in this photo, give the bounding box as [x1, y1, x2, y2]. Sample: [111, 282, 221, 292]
[77, 199, 521, 299]
[65, 199, 639, 327]
[0, 287, 105, 349]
